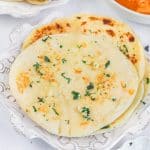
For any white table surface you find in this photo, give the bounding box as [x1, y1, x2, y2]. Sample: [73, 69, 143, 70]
[0, 0, 150, 150]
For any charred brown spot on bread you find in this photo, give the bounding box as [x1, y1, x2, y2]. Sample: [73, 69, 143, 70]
[81, 21, 87, 26]
[126, 54, 138, 64]
[66, 23, 71, 27]
[32, 25, 54, 44]
[106, 30, 115, 37]
[103, 18, 114, 26]
[55, 23, 63, 30]
[83, 29, 87, 33]
[129, 54, 138, 64]
[88, 16, 99, 21]
[76, 16, 81, 19]
[119, 35, 124, 42]
[98, 29, 101, 33]
[94, 31, 98, 35]
[126, 32, 135, 42]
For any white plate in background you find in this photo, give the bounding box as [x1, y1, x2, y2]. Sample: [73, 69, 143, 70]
[0, 0, 69, 18]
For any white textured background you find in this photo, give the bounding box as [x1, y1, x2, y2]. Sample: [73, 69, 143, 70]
[0, 0, 150, 150]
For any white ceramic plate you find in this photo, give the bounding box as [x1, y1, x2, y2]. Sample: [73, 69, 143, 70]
[0, 13, 150, 150]
[118, 136, 150, 150]
[0, 0, 69, 18]
[107, 0, 150, 25]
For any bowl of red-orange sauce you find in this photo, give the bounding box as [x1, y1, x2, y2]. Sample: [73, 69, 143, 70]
[107, 0, 150, 25]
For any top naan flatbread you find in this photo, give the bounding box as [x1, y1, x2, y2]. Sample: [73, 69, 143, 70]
[9, 34, 139, 137]
[22, 14, 145, 81]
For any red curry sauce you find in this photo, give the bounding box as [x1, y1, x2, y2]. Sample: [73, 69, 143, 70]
[116, 0, 150, 15]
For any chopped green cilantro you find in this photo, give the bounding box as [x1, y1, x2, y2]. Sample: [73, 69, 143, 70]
[105, 60, 110, 68]
[32, 106, 37, 112]
[81, 107, 93, 121]
[37, 97, 44, 103]
[33, 62, 43, 76]
[44, 56, 50, 62]
[89, 29, 93, 33]
[60, 45, 63, 48]
[29, 81, 33, 88]
[33, 62, 40, 71]
[77, 45, 82, 49]
[87, 82, 94, 90]
[42, 36, 50, 42]
[65, 120, 70, 124]
[61, 72, 71, 84]
[123, 45, 128, 52]
[119, 45, 128, 55]
[82, 60, 87, 64]
[106, 74, 110, 77]
[85, 90, 91, 96]
[62, 58, 67, 64]
[52, 107, 59, 116]
[112, 97, 116, 101]
[37, 71, 43, 76]
[84, 82, 95, 100]
[146, 77, 150, 84]
[71, 91, 81, 100]
[101, 125, 110, 129]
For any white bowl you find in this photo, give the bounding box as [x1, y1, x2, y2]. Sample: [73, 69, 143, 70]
[107, 0, 150, 25]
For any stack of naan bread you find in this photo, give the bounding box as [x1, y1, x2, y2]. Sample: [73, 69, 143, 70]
[7, 0, 48, 4]
[9, 14, 150, 137]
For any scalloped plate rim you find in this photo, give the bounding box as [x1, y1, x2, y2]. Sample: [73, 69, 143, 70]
[0, 13, 150, 150]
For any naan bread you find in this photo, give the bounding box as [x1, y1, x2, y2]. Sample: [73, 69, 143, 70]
[111, 81, 144, 127]
[22, 14, 145, 81]
[9, 34, 139, 137]
[95, 59, 149, 133]
[95, 81, 144, 134]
